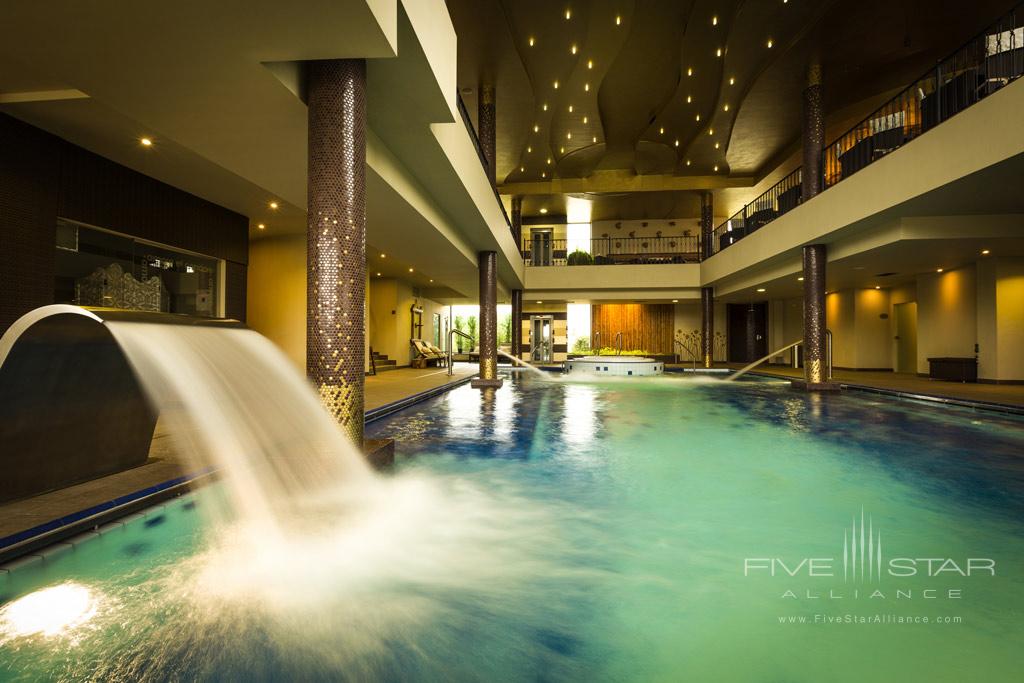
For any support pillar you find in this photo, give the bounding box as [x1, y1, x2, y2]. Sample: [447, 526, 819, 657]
[478, 83, 496, 187]
[700, 191, 713, 260]
[306, 59, 367, 444]
[801, 243, 835, 390]
[801, 61, 824, 200]
[511, 195, 523, 253]
[701, 287, 714, 367]
[511, 289, 523, 360]
[472, 251, 503, 388]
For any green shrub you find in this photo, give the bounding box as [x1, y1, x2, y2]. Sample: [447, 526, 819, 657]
[571, 336, 591, 354]
[566, 249, 593, 266]
[594, 347, 649, 356]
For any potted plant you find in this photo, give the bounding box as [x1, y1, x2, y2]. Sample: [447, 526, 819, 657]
[566, 249, 594, 266]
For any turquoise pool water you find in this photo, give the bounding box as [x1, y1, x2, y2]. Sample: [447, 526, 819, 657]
[2, 373, 1023, 681]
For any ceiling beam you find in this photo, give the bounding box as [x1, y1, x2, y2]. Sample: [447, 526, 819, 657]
[498, 169, 756, 196]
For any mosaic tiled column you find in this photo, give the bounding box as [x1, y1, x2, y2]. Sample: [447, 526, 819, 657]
[511, 288, 523, 359]
[472, 251, 503, 388]
[801, 62, 824, 200]
[700, 191, 713, 260]
[802, 243, 829, 388]
[478, 84, 496, 187]
[306, 59, 366, 443]
[511, 195, 523, 253]
[701, 286, 714, 368]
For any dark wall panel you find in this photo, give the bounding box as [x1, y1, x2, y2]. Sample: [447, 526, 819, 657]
[0, 113, 249, 335]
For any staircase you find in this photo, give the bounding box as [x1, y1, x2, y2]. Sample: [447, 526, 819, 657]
[371, 350, 399, 372]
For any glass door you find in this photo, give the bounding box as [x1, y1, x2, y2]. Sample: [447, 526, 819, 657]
[530, 315, 553, 362]
[530, 229, 553, 266]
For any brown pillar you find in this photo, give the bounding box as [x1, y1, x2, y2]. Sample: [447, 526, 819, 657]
[511, 195, 523, 253]
[478, 83, 496, 187]
[801, 62, 824, 201]
[802, 243, 830, 388]
[306, 59, 367, 444]
[701, 287, 714, 367]
[700, 191, 713, 259]
[511, 289, 523, 359]
[472, 251, 503, 388]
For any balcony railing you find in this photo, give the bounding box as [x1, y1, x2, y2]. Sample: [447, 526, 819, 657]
[710, 168, 802, 256]
[711, 3, 1023, 256]
[522, 236, 700, 266]
[455, 93, 514, 240]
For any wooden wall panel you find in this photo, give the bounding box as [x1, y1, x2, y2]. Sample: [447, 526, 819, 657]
[592, 303, 674, 354]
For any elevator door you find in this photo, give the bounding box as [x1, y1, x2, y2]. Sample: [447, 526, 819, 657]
[530, 315, 553, 362]
[530, 230, 553, 266]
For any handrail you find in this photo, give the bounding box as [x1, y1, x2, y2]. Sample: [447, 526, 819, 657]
[727, 340, 803, 382]
[455, 93, 514, 234]
[447, 328, 474, 376]
[614, 331, 623, 356]
[675, 338, 698, 370]
[709, 3, 1023, 257]
[592, 330, 601, 355]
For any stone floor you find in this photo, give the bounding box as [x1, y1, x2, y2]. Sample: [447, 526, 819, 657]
[719, 364, 1024, 407]
[1, 364, 480, 544]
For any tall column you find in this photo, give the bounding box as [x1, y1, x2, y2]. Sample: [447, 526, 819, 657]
[511, 195, 523, 253]
[700, 191, 713, 260]
[801, 61, 824, 200]
[478, 83, 496, 187]
[511, 289, 523, 359]
[306, 59, 367, 444]
[472, 251, 503, 388]
[802, 244, 829, 387]
[701, 287, 714, 367]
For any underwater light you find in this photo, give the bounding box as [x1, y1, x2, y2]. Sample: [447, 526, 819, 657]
[0, 582, 98, 638]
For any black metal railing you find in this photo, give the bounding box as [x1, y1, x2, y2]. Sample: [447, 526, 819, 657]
[710, 168, 802, 255]
[456, 93, 514, 237]
[522, 236, 700, 266]
[710, 3, 1022, 256]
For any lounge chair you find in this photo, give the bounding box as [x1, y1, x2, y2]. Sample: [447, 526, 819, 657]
[411, 339, 446, 368]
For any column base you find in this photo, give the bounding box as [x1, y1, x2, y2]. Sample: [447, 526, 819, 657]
[789, 379, 841, 392]
[363, 438, 395, 469]
[471, 378, 504, 389]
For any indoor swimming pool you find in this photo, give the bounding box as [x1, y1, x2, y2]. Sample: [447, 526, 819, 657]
[2, 374, 1023, 681]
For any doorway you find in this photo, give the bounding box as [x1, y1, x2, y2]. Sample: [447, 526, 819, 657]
[894, 302, 918, 374]
[727, 302, 767, 362]
[530, 229, 553, 266]
[530, 315, 553, 362]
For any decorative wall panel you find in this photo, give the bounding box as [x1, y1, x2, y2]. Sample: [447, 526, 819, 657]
[592, 304, 674, 355]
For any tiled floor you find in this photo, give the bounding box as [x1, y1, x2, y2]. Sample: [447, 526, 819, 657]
[718, 364, 1024, 407]
[1, 364, 479, 544]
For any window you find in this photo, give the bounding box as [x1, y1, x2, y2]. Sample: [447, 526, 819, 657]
[55, 219, 221, 317]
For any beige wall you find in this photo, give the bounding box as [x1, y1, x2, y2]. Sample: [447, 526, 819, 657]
[369, 277, 448, 366]
[673, 302, 727, 362]
[853, 288, 891, 369]
[977, 257, 1024, 381]
[247, 235, 307, 371]
[917, 266, 977, 375]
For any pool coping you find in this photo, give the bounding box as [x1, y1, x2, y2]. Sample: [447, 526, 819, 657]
[0, 469, 216, 567]
[1, 374, 480, 566]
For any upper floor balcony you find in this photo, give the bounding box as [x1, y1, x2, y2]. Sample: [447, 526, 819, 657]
[521, 235, 700, 267]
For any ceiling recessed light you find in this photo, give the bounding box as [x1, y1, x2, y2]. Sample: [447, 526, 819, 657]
[269, 201, 279, 210]
[874, 285, 881, 289]
[257, 223, 265, 230]
[408, 267, 414, 273]
[729, 77, 736, 85]
[709, 128, 714, 135]
[529, 36, 535, 47]
[712, 16, 718, 25]
[716, 48, 722, 57]
[553, 80, 559, 89]
[533, 124, 540, 133]
[937, 268, 944, 273]
[592, 136, 597, 143]
[723, 104, 729, 111]
[568, 104, 574, 112]
[672, 299, 679, 303]
[714, 165, 719, 172]
[584, 83, 590, 92]
[536, 300, 543, 304]
[519, 166, 525, 172]
[674, 139, 680, 147]
[540, 208, 548, 214]
[542, 172, 547, 178]
[565, 8, 571, 20]
[696, 114, 701, 122]
[714, 142, 720, 149]
[797, 276, 804, 281]
[687, 67, 693, 76]
[615, 15, 621, 25]
[981, 249, 990, 255]
[429, 279, 434, 283]
[376, 272, 382, 276]
[380, 253, 386, 258]
[756, 288, 766, 293]
[587, 59, 594, 69]
[583, 115, 589, 123]
[547, 157, 552, 164]
[527, 146, 533, 153]
[567, 132, 572, 140]
[560, 146, 565, 153]
[571, 44, 578, 55]
[686, 159, 691, 166]
[659, 126, 665, 134]
[543, 103, 548, 111]
[140, 137, 153, 147]
[686, 95, 692, 103]
[767, 39, 774, 48]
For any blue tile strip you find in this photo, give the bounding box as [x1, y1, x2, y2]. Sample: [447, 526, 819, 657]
[0, 466, 214, 550]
